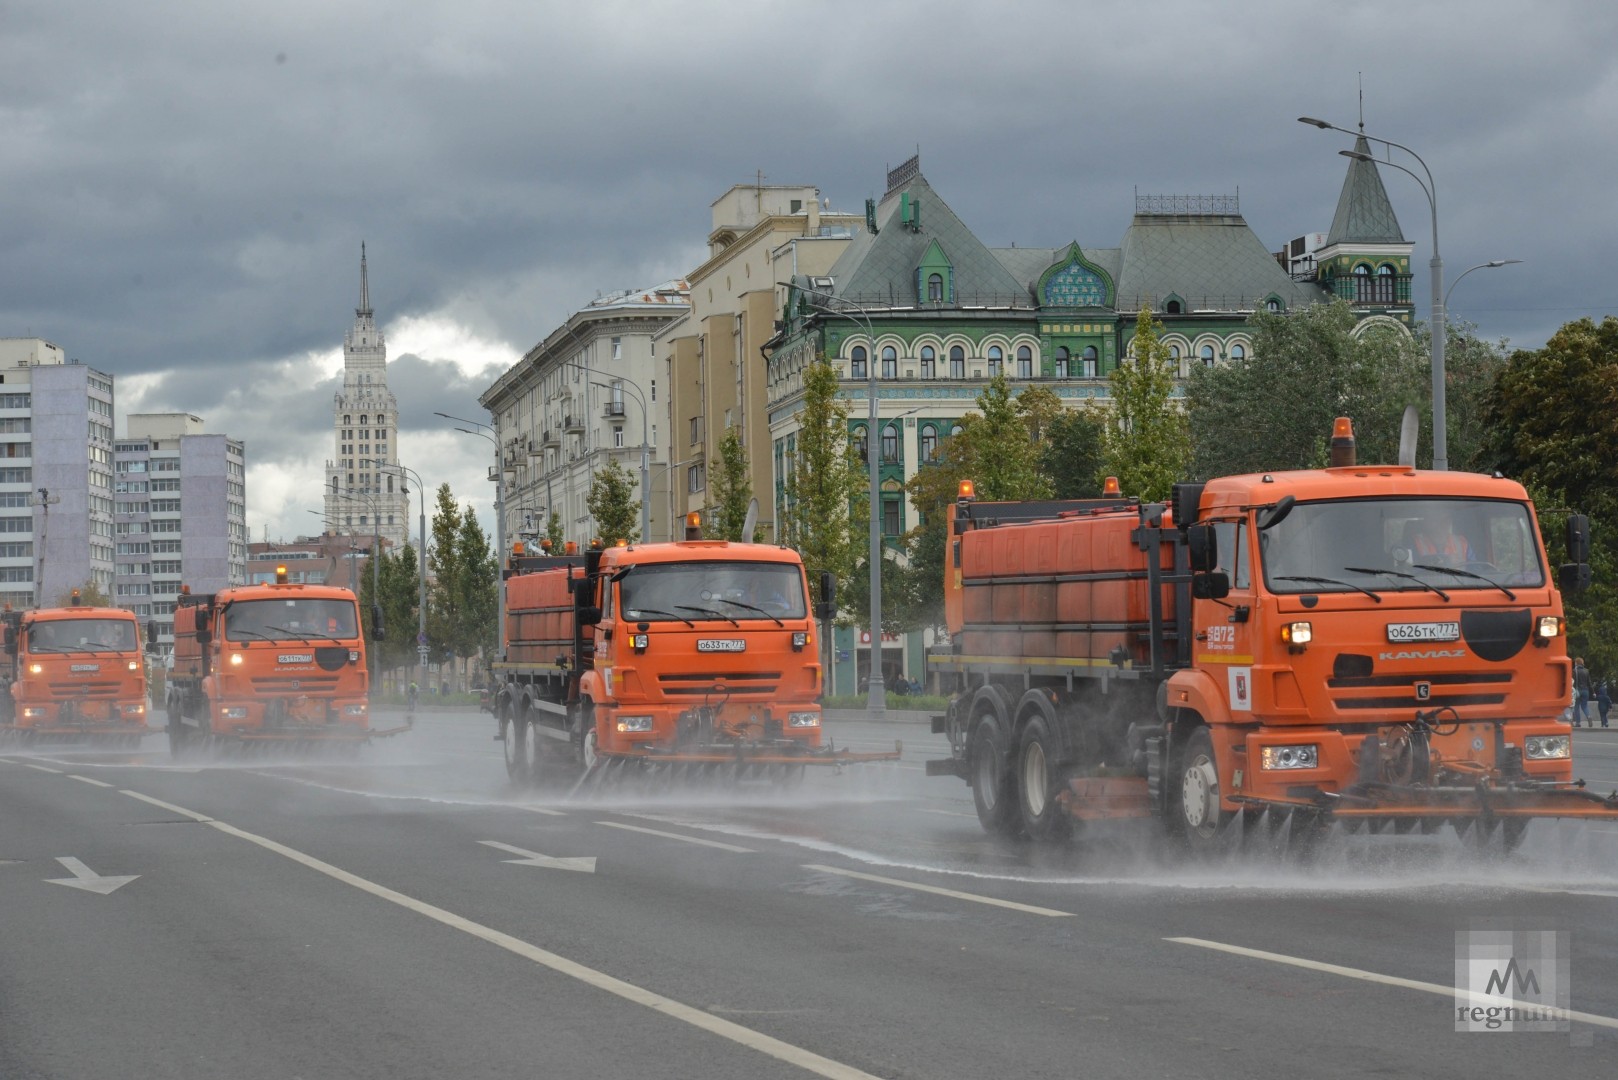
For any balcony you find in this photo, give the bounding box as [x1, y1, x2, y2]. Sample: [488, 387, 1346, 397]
[563, 413, 584, 433]
[602, 402, 626, 419]
[541, 428, 560, 448]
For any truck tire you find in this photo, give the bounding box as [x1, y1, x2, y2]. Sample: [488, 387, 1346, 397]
[1175, 727, 1232, 852]
[1017, 715, 1071, 841]
[503, 711, 532, 784]
[970, 719, 1021, 837]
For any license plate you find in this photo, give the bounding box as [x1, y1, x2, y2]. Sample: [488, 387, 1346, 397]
[1386, 622, 1460, 643]
[70, 664, 100, 673]
[279, 654, 313, 664]
[696, 639, 746, 653]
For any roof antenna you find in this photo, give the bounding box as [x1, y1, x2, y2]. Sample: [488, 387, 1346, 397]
[1357, 71, 1364, 133]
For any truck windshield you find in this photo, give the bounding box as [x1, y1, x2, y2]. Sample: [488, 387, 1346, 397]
[1260, 497, 1546, 593]
[224, 598, 359, 640]
[619, 561, 807, 622]
[28, 618, 137, 651]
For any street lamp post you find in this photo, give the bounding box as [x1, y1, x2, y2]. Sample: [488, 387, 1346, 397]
[1445, 259, 1523, 313]
[590, 378, 652, 542]
[1302, 117, 1449, 468]
[784, 282, 886, 717]
[435, 412, 506, 665]
[367, 458, 430, 685]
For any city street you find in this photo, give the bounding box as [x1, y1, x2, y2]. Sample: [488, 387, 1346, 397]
[2, 712, 1615, 1079]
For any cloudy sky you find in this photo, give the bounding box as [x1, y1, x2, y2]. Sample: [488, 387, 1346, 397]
[4, 0, 1614, 544]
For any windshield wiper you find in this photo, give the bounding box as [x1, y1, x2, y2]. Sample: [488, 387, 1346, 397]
[676, 605, 740, 627]
[1343, 567, 1450, 602]
[714, 598, 783, 627]
[228, 628, 272, 642]
[1412, 565, 1517, 601]
[1272, 575, 1383, 602]
[625, 608, 694, 628]
[264, 625, 323, 644]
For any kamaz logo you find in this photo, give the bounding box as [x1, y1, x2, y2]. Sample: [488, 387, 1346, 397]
[1379, 649, 1466, 661]
[1485, 958, 1541, 996]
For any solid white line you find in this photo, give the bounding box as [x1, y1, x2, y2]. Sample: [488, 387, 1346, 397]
[115, 789, 881, 1080]
[513, 804, 567, 817]
[917, 808, 977, 819]
[803, 864, 1074, 918]
[119, 790, 214, 822]
[597, 820, 755, 853]
[1168, 937, 1618, 1029]
[68, 775, 114, 788]
[24, 763, 61, 774]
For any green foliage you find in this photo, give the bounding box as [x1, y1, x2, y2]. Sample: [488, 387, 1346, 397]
[456, 509, 499, 660]
[586, 459, 640, 545]
[1104, 308, 1193, 500]
[1439, 322, 1512, 473]
[967, 373, 1054, 502]
[1485, 316, 1618, 676]
[360, 542, 422, 675]
[426, 484, 463, 667]
[1185, 300, 1428, 476]
[545, 511, 565, 552]
[1038, 406, 1107, 499]
[708, 426, 754, 541]
[57, 580, 112, 608]
[780, 358, 863, 616]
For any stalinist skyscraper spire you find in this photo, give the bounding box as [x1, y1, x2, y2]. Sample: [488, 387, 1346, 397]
[324, 244, 409, 553]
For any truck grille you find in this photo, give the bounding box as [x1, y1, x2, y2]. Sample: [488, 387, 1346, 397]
[658, 672, 781, 697]
[249, 675, 343, 695]
[1327, 670, 1511, 710]
[44, 680, 123, 699]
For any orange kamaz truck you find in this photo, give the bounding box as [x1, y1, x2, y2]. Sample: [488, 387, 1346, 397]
[163, 568, 404, 753]
[490, 518, 899, 786]
[927, 419, 1617, 849]
[0, 597, 150, 743]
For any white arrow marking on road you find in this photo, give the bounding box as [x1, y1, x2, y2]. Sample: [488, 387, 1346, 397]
[479, 840, 596, 873]
[45, 857, 139, 895]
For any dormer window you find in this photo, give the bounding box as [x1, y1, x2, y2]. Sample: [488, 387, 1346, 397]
[928, 274, 944, 302]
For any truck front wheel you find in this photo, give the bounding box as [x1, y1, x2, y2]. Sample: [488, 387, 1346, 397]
[970, 719, 1021, 837]
[1017, 716, 1071, 841]
[1176, 727, 1232, 851]
[503, 711, 531, 784]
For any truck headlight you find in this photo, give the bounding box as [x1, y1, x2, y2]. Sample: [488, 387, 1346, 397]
[1280, 622, 1312, 646]
[127, 660, 139, 671]
[631, 633, 649, 652]
[1260, 744, 1318, 770]
[1537, 616, 1561, 639]
[122, 703, 146, 716]
[787, 711, 820, 728]
[230, 652, 244, 666]
[344, 704, 368, 716]
[616, 715, 654, 733]
[221, 706, 248, 720]
[1524, 734, 1571, 760]
[28, 663, 42, 675]
[21, 706, 47, 718]
[791, 631, 809, 651]
[349, 650, 360, 662]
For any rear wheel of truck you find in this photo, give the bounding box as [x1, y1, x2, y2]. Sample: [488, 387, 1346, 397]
[502, 711, 531, 784]
[1017, 716, 1071, 841]
[970, 719, 1021, 837]
[1176, 727, 1233, 853]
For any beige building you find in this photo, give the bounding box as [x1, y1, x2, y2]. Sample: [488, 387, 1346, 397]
[655, 184, 860, 542]
[482, 282, 688, 549]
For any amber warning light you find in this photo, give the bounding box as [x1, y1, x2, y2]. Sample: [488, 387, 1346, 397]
[957, 479, 976, 501]
[276, 565, 288, 584]
[684, 511, 703, 540]
[1102, 476, 1121, 497]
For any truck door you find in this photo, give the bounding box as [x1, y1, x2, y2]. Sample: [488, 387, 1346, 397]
[1205, 519, 1256, 715]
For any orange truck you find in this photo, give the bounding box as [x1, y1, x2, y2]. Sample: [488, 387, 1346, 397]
[0, 598, 151, 743]
[490, 519, 899, 785]
[163, 568, 404, 752]
[927, 419, 1618, 849]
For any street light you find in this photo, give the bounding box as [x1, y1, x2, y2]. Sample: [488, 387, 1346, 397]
[783, 281, 886, 717]
[1445, 259, 1522, 312]
[1304, 117, 1450, 468]
[589, 377, 652, 542]
[367, 458, 429, 685]
[434, 411, 507, 662]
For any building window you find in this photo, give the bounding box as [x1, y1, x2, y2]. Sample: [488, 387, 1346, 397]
[920, 346, 936, 379]
[613, 427, 624, 448]
[928, 273, 944, 302]
[611, 336, 622, 360]
[881, 426, 899, 463]
[987, 346, 1003, 377]
[1200, 344, 1216, 367]
[881, 346, 897, 379]
[1054, 347, 1069, 378]
[1082, 346, 1098, 378]
[919, 427, 937, 462]
[1230, 344, 1246, 362]
[1016, 345, 1033, 378]
[882, 498, 901, 537]
[689, 416, 702, 445]
[852, 425, 869, 464]
[687, 463, 706, 493]
[850, 345, 867, 380]
[949, 345, 965, 379]
[1267, 298, 1282, 312]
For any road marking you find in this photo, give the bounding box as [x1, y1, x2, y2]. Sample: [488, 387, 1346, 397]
[1515, 884, 1618, 899]
[112, 788, 883, 1080]
[599, 820, 755, 853]
[45, 856, 139, 895]
[1168, 937, 1618, 1030]
[513, 804, 567, 817]
[917, 808, 977, 819]
[23, 763, 61, 774]
[119, 790, 214, 822]
[479, 840, 596, 873]
[68, 774, 114, 788]
[803, 864, 1074, 918]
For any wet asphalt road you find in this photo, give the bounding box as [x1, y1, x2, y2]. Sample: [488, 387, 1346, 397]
[2, 712, 1616, 1079]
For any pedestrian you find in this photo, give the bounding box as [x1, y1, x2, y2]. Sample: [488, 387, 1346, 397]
[1599, 680, 1612, 729]
[1572, 657, 1593, 727]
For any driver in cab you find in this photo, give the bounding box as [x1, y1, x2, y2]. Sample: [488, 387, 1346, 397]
[1411, 505, 1475, 565]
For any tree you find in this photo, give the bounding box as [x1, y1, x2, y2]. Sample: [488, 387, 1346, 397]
[360, 543, 421, 685]
[1104, 307, 1193, 500]
[1038, 406, 1107, 499]
[587, 459, 639, 545]
[780, 358, 863, 614]
[1437, 321, 1511, 474]
[55, 580, 111, 608]
[455, 506, 499, 665]
[1185, 300, 1427, 478]
[545, 511, 565, 552]
[707, 425, 754, 541]
[426, 484, 464, 669]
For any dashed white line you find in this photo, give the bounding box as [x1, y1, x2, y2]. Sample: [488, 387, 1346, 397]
[68, 775, 113, 788]
[107, 787, 882, 1080]
[512, 804, 567, 817]
[598, 820, 755, 853]
[119, 790, 214, 822]
[803, 864, 1074, 918]
[23, 763, 61, 774]
[917, 808, 977, 819]
[1168, 937, 1618, 1029]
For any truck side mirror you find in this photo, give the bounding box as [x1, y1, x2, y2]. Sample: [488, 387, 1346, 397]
[3, 632, 14, 658]
[1566, 513, 1591, 564]
[371, 603, 386, 642]
[577, 606, 603, 626]
[195, 613, 211, 646]
[1559, 562, 1593, 593]
[145, 622, 159, 654]
[816, 570, 837, 621]
[1191, 571, 1231, 600]
[1185, 524, 1218, 574]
